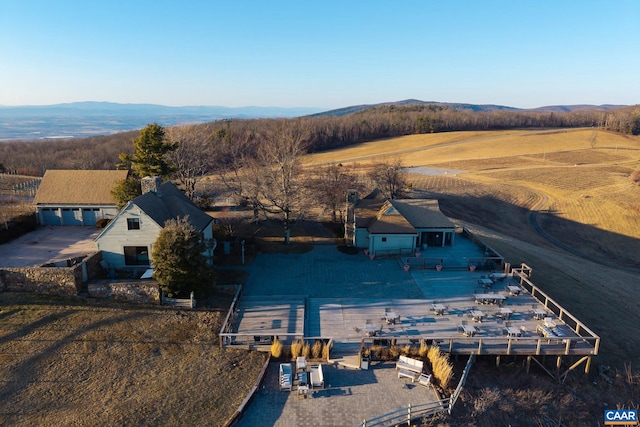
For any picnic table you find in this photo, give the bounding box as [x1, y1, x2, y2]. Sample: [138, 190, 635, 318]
[432, 303, 446, 315]
[505, 326, 521, 337]
[507, 285, 521, 295]
[497, 307, 513, 319]
[474, 293, 506, 305]
[364, 322, 378, 337]
[470, 309, 485, 322]
[460, 324, 477, 337]
[384, 311, 400, 324]
[532, 308, 547, 320]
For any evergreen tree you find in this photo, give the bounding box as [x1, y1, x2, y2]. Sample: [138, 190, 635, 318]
[151, 216, 214, 297]
[118, 123, 176, 178]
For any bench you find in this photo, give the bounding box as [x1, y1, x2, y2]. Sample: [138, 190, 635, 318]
[395, 355, 424, 375]
[398, 368, 417, 382]
[310, 363, 324, 389]
[417, 373, 432, 387]
[279, 363, 292, 391]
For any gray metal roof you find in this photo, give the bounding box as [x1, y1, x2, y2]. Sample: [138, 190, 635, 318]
[389, 199, 456, 229]
[132, 182, 212, 231]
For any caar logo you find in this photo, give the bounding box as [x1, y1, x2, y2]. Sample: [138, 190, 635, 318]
[604, 409, 638, 425]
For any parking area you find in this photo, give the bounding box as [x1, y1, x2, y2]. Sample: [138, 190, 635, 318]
[0, 226, 99, 267]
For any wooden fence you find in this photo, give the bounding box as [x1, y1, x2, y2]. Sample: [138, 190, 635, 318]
[161, 291, 196, 308]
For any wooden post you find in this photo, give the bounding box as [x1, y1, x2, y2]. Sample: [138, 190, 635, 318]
[585, 356, 592, 374]
[556, 356, 562, 374]
[526, 355, 531, 373]
[496, 355, 501, 367]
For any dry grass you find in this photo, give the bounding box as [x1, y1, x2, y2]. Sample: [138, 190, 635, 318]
[270, 337, 283, 358]
[0, 292, 268, 427]
[290, 339, 302, 359]
[427, 345, 454, 389]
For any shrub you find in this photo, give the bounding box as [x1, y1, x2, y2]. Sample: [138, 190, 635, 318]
[418, 340, 429, 358]
[290, 340, 302, 359]
[400, 344, 412, 356]
[630, 169, 640, 186]
[311, 340, 323, 359]
[302, 341, 311, 359]
[428, 345, 454, 388]
[322, 341, 332, 360]
[389, 345, 401, 359]
[270, 337, 283, 359]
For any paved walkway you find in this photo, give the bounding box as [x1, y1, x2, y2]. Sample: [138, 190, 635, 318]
[242, 245, 424, 299]
[236, 361, 440, 427]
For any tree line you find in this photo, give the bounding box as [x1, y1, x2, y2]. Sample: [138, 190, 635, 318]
[1, 104, 639, 177]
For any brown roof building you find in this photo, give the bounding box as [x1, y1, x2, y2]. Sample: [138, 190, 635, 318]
[34, 170, 128, 226]
[348, 190, 456, 255]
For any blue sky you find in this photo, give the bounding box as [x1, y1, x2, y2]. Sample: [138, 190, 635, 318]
[1, 0, 638, 109]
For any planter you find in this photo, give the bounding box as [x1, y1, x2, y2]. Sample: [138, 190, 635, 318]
[369, 254, 376, 260]
[435, 265, 442, 272]
[403, 264, 410, 272]
[469, 265, 476, 272]
[364, 249, 369, 256]
[414, 252, 421, 258]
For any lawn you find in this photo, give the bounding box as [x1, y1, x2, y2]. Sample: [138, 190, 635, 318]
[0, 292, 268, 427]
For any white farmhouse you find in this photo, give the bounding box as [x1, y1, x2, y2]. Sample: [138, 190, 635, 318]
[95, 176, 214, 269]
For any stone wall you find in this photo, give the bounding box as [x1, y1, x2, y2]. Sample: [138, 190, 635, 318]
[0, 251, 160, 305]
[0, 266, 80, 296]
[88, 280, 160, 304]
[83, 251, 105, 281]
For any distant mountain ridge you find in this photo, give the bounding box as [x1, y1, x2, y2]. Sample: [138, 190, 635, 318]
[0, 100, 630, 141]
[312, 99, 628, 117]
[0, 102, 325, 140]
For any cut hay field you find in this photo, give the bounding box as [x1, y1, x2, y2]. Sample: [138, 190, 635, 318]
[305, 127, 640, 368]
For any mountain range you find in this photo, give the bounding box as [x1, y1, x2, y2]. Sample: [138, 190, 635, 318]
[0, 100, 627, 141]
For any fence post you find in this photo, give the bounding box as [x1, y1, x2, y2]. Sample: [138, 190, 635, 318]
[407, 403, 411, 426]
[362, 419, 366, 427]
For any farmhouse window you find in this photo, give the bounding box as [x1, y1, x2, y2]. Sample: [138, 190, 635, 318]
[124, 246, 150, 266]
[127, 218, 140, 230]
[382, 237, 387, 242]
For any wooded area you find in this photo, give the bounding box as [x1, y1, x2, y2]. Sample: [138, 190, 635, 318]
[1, 104, 639, 177]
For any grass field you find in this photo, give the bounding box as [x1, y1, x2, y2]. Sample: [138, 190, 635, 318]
[0, 292, 269, 427]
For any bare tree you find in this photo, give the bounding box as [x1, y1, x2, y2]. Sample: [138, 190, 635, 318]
[216, 126, 264, 221]
[309, 163, 363, 222]
[165, 125, 215, 200]
[256, 120, 310, 244]
[368, 158, 407, 199]
[590, 130, 598, 149]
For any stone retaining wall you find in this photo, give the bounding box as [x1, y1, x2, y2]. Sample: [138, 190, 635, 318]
[88, 280, 160, 304]
[0, 266, 81, 296]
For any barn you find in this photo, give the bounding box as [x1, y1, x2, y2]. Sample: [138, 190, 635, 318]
[33, 170, 128, 226]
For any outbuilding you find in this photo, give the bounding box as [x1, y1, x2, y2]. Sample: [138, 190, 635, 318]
[33, 169, 128, 226]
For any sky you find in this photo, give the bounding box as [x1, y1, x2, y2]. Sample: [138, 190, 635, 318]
[1, 0, 639, 109]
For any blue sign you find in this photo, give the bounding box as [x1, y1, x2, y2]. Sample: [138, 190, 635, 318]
[604, 409, 638, 425]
